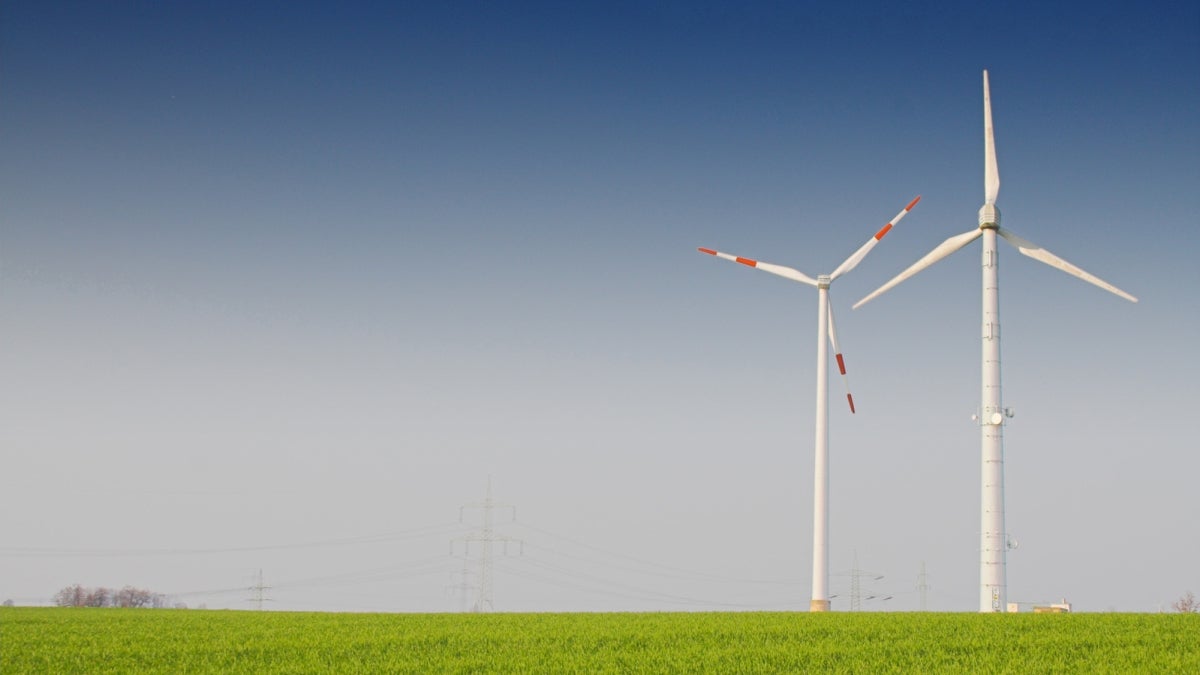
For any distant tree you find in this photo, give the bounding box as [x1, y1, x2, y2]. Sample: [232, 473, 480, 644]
[115, 586, 169, 608]
[114, 586, 153, 608]
[54, 585, 168, 609]
[2, 599, 14, 607]
[1174, 591, 1198, 613]
[54, 584, 88, 607]
[84, 587, 111, 608]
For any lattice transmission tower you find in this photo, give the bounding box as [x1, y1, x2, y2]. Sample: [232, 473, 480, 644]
[452, 478, 522, 612]
[846, 551, 889, 611]
[917, 561, 932, 611]
[248, 569, 272, 610]
[447, 557, 477, 613]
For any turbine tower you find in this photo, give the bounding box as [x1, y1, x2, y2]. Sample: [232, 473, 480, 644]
[854, 71, 1136, 612]
[699, 195, 920, 612]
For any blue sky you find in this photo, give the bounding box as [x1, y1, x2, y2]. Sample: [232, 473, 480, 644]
[2, 1, 1197, 612]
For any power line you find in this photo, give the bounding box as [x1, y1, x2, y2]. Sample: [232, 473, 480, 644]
[512, 522, 800, 586]
[495, 559, 767, 609]
[12, 494, 830, 611]
[165, 556, 454, 608]
[0, 522, 467, 558]
[273, 556, 451, 590]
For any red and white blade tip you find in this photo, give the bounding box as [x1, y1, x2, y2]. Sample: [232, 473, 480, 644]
[834, 353, 854, 413]
[829, 195, 922, 282]
[698, 247, 819, 286]
[872, 195, 922, 242]
[697, 247, 762, 269]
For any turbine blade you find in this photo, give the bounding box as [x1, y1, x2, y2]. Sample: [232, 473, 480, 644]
[853, 229, 983, 309]
[996, 228, 1138, 303]
[697, 247, 818, 286]
[829, 196, 922, 281]
[984, 70, 1000, 205]
[826, 296, 855, 414]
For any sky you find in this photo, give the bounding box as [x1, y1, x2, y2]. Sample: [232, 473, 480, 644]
[1, 1, 1197, 613]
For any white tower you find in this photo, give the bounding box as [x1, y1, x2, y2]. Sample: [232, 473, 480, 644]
[855, 71, 1137, 612]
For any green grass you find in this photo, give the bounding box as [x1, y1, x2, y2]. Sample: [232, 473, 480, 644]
[2, 608, 1197, 674]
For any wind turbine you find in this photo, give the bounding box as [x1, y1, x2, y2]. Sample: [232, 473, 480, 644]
[854, 71, 1137, 613]
[699, 195, 920, 612]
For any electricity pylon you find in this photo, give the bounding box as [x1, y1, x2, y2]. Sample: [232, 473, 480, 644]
[452, 478, 522, 612]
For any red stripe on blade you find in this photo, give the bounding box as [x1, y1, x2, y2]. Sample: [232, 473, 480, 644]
[847, 394, 856, 414]
[835, 354, 847, 375]
[735, 256, 758, 267]
[698, 247, 717, 255]
[873, 223, 893, 241]
[906, 196, 921, 211]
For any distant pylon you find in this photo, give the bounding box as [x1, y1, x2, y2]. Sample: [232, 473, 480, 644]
[248, 569, 271, 610]
[846, 551, 886, 612]
[447, 556, 476, 613]
[917, 561, 931, 611]
[851, 553, 862, 612]
[452, 478, 522, 612]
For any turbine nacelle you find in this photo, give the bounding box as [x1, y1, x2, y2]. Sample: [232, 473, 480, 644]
[978, 204, 1001, 229]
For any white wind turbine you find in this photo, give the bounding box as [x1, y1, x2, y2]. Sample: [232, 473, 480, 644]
[699, 195, 921, 612]
[854, 71, 1137, 613]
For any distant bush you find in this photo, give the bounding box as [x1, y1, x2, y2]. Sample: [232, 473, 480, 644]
[1175, 591, 1198, 613]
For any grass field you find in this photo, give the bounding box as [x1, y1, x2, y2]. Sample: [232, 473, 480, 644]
[2, 607, 1197, 673]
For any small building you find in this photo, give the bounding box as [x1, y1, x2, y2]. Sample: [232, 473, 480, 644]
[1007, 598, 1072, 613]
[1033, 599, 1072, 613]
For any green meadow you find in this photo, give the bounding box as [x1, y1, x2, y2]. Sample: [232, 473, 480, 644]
[2, 608, 1197, 673]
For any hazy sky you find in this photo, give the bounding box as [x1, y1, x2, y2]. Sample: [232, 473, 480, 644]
[2, 1, 1197, 613]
